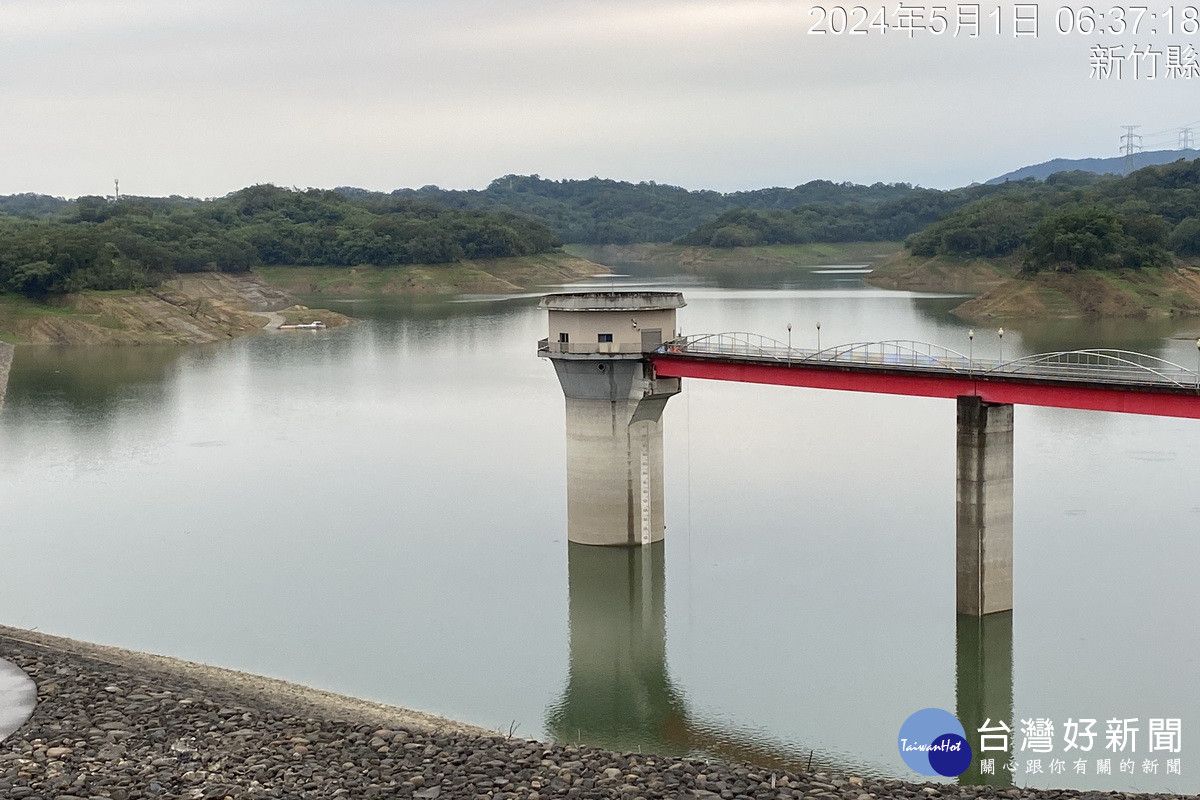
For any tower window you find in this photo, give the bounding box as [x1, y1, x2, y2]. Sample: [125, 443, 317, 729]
[597, 333, 614, 343]
[558, 332, 569, 343]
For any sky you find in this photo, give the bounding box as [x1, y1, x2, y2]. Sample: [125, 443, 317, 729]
[2, 0, 1199, 198]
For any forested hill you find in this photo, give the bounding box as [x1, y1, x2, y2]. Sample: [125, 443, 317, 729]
[0, 184, 560, 298]
[673, 182, 1045, 248]
[341, 175, 924, 244]
[987, 149, 1200, 184]
[905, 159, 1200, 271]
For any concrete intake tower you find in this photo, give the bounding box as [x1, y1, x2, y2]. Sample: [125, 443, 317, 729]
[538, 292, 684, 546]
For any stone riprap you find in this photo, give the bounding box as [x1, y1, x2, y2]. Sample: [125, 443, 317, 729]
[0, 628, 1189, 800]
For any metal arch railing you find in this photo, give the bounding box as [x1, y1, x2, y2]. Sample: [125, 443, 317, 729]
[996, 349, 1195, 387]
[663, 334, 973, 371]
[658, 334, 1200, 389]
[674, 332, 793, 361]
[799, 339, 972, 371]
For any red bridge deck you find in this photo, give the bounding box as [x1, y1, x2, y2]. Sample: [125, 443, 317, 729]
[649, 337, 1200, 420]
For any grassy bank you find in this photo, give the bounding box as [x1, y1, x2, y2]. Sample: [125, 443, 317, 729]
[254, 251, 605, 297]
[565, 242, 902, 271]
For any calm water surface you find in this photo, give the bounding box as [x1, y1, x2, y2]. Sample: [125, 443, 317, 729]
[2, 264, 1198, 793]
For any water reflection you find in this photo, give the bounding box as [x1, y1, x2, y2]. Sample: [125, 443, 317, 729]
[546, 541, 842, 773]
[546, 539, 1017, 780]
[3, 344, 181, 426]
[956, 612, 1014, 787]
[546, 542, 686, 751]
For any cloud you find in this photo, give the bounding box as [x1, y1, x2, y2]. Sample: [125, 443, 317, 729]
[0, 0, 1195, 196]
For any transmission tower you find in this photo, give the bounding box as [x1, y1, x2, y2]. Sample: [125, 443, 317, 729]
[1180, 128, 1196, 150]
[113, 178, 120, 202]
[1120, 125, 1143, 174]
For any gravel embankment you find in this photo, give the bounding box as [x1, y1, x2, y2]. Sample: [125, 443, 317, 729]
[0, 627, 1189, 800]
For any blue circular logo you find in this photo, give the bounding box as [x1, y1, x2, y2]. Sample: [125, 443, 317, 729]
[898, 708, 973, 777]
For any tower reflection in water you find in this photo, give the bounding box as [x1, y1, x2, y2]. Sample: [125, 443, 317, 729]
[547, 545, 1016, 784]
[545, 541, 690, 755]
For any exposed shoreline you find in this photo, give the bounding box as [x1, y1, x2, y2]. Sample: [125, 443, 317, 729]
[0, 251, 605, 347]
[0, 625, 488, 737]
[867, 253, 1200, 320]
[0, 626, 1187, 799]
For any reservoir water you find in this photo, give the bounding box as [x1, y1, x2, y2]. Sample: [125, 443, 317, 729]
[1, 263, 1198, 793]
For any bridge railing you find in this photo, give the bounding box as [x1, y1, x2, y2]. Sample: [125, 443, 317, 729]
[659, 334, 1200, 389]
[663, 334, 974, 371]
[998, 349, 1197, 387]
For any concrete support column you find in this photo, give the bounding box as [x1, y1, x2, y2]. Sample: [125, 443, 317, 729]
[564, 396, 668, 546]
[956, 396, 1014, 616]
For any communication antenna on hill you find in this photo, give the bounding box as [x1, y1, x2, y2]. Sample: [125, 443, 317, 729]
[1119, 125, 1143, 174]
[113, 178, 120, 202]
[1180, 128, 1195, 150]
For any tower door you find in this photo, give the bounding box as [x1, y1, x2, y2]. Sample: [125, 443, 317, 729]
[640, 329, 662, 351]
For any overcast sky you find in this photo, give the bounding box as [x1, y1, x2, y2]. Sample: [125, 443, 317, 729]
[2, 0, 1197, 198]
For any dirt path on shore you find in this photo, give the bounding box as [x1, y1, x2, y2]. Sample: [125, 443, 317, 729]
[258, 310, 286, 330]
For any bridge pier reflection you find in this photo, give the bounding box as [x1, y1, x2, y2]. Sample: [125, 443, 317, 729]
[956, 612, 1014, 787]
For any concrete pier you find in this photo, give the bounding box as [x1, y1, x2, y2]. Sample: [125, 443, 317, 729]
[565, 395, 671, 545]
[956, 396, 1014, 616]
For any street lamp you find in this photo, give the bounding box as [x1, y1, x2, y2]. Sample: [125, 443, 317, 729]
[816, 321, 822, 355]
[968, 329, 975, 373]
[998, 327, 1005, 366]
[787, 323, 792, 365]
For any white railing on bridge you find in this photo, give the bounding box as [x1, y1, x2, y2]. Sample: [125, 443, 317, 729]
[659, 333, 1200, 390]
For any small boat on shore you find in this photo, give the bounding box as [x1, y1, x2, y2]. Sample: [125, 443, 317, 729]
[277, 321, 328, 331]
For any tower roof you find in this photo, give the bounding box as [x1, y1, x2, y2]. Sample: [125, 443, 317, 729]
[538, 291, 685, 312]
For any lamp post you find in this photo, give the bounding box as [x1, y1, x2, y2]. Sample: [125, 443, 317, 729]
[998, 327, 1005, 367]
[816, 321, 822, 355]
[787, 323, 792, 365]
[968, 329, 975, 374]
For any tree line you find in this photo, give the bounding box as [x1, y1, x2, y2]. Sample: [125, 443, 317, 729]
[672, 184, 1031, 248]
[0, 185, 560, 298]
[359, 174, 928, 244]
[904, 162, 1200, 272]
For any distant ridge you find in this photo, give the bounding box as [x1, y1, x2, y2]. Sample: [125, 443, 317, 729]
[987, 149, 1200, 184]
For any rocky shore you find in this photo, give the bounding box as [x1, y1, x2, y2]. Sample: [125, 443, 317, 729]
[0, 627, 1187, 800]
